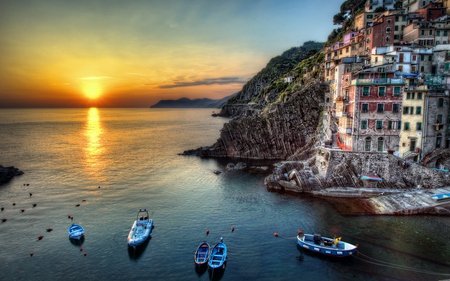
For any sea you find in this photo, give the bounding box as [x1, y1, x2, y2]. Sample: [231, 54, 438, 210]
[0, 108, 449, 281]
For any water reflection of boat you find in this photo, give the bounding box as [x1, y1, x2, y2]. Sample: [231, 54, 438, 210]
[297, 230, 357, 257]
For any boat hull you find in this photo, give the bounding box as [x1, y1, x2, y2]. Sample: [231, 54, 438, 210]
[194, 242, 210, 267]
[127, 219, 153, 247]
[208, 241, 227, 269]
[297, 234, 357, 257]
[68, 224, 85, 240]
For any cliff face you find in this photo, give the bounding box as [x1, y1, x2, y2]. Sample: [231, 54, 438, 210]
[184, 80, 327, 159]
[219, 41, 324, 118]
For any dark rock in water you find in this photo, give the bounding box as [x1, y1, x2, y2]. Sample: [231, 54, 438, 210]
[0, 165, 24, 185]
[226, 162, 247, 171]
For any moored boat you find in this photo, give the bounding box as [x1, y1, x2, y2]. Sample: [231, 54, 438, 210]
[194, 241, 210, 267]
[127, 209, 153, 247]
[208, 238, 227, 270]
[68, 223, 85, 240]
[297, 230, 357, 257]
[430, 193, 450, 201]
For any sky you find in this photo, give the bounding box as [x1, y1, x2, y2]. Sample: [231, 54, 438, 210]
[0, 0, 343, 108]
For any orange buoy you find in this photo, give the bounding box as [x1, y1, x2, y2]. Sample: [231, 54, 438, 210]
[231, 226, 235, 232]
[82, 199, 86, 202]
[75, 204, 80, 207]
[274, 233, 279, 237]
[206, 230, 209, 235]
[1, 207, 3, 211]
[46, 228, 53, 232]
[30, 252, 34, 257]
[21, 209, 25, 213]
[83, 252, 87, 256]
[80, 248, 83, 252]
[12, 203, 16, 206]
[71, 216, 74, 220]
[2, 218, 7, 223]
[29, 192, 32, 197]
[38, 235, 44, 240]
[32, 204, 37, 208]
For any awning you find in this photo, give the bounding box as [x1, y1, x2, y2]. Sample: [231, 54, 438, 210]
[361, 174, 382, 182]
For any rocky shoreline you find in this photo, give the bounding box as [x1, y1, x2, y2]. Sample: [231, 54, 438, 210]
[0, 165, 24, 185]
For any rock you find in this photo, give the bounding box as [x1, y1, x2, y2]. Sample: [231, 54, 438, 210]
[0, 165, 24, 185]
[226, 162, 247, 171]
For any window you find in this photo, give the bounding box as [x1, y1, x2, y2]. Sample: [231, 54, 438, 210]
[429, 30, 433, 36]
[361, 120, 368, 129]
[386, 36, 390, 42]
[436, 133, 442, 149]
[379, 87, 386, 96]
[412, 55, 417, 61]
[409, 107, 414, 114]
[421, 55, 425, 61]
[393, 103, 399, 113]
[386, 27, 391, 33]
[416, 122, 422, 131]
[362, 103, 369, 113]
[377, 104, 384, 112]
[398, 65, 403, 72]
[376, 120, 383, 130]
[418, 92, 423, 99]
[388, 121, 398, 130]
[438, 98, 444, 107]
[394, 87, 401, 96]
[363, 87, 370, 96]
[421, 66, 425, 72]
[365, 138, 371, 152]
[437, 30, 441, 36]
[421, 30, 425, 36]
[411, 92, 415, 99]
[416, 106, 422, 115]
[403, 106, 409, 114]
[378, 137, 384, 152]
[397, 121, 402, 130]
[406, 93, 411, 99]
[404, 122, 410, 130]
[395, 25, 399, 31]
[437, 114, 443, 124]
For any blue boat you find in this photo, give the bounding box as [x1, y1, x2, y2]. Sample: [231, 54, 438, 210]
[194, 241, 210, 267]
[208, 238, 227, 270]
[430, 193, 450, 201]
[127, 209, 154, 247]
[68, 223, 85, 240]
[297, 231, 357, 257]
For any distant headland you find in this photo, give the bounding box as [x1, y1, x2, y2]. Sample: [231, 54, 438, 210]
[150, 94, 237, 109]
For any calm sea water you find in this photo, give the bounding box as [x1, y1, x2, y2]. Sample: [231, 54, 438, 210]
[0, 108, 449, 281]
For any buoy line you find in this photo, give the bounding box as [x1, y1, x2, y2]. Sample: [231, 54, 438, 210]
[355, 251, 450, 276]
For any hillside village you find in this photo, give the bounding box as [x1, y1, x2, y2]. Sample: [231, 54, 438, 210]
[306, 0, 450, 169]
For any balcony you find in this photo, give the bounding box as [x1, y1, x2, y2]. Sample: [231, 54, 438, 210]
[351, 78, 405, 85]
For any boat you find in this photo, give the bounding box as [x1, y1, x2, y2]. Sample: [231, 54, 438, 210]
[208, 238, 227, 270]
[297, 230, 357, 257]
[68, 224, 85, 240]
[430, 193, 450, 201]
[127, 209, 153, 247]
[194, 241, 210, 267]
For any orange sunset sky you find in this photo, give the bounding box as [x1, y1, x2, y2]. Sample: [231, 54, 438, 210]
[0, 0, 342, 108]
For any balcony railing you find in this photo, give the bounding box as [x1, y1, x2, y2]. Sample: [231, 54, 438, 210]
[351, 78, 405, 85]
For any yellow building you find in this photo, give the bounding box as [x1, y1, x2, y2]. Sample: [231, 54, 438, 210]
[399, 84, 428, 161]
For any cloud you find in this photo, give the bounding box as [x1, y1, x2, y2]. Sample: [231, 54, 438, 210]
[159, 76, 246, 89]
[79, 76, 112, 81]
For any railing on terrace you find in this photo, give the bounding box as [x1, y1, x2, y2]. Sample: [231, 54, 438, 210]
[351, 78, 405, 85]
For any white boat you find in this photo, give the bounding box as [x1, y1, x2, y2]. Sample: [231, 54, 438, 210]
[297, 230, 358, 257]
[127, 209, 153, 247]
[68, 224, 85, 240]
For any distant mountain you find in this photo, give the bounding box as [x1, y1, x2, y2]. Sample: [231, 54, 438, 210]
[150, 93, 238, 108]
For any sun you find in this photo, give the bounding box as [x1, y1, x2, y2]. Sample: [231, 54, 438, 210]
[83, 83, 102, 99]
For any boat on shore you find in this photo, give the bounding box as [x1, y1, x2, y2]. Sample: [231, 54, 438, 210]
[68, 224, 85, 240]
[208, 238, 227, 270]
[127, 209, 153, 247]
[297, 230, 357, 257]
[430, 193, 450, 201]
[194, 241, 210, 267]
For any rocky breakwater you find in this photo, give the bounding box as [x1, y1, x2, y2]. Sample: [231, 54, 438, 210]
[0, 165, 24, 184]
[181, 80, 327, 159]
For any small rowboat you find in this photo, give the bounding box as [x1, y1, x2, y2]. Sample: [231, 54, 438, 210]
[68, 224, 85, 240]
[194, 241, 210, 267]
[430, 193, 450, 201]
[127, 209, 153, 247]
[297, 230, 357, 257]
[208, 238, 227, 270]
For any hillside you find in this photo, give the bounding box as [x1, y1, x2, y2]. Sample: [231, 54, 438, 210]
[150, 93, 237, 108]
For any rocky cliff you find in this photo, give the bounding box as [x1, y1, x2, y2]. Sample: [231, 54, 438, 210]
[182, 79, 327, 159]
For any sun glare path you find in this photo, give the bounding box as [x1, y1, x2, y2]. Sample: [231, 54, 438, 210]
[84, 108, 105, 181]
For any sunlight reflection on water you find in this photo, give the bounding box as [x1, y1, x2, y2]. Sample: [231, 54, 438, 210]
[84, 108, 104, 181]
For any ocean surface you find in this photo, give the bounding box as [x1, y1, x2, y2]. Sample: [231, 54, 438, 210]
[0, 108, 449, 281]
